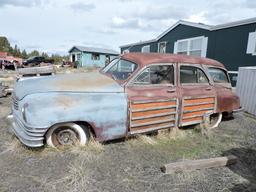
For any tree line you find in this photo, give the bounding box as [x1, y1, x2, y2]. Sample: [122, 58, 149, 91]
[0, 36, 68, 63]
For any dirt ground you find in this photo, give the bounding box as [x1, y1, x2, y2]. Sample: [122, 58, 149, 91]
[0, 96, 256, 192]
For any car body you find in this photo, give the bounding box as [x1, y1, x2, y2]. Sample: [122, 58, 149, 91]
[22, 56, 54, 67]
[8, 53, 241, 148]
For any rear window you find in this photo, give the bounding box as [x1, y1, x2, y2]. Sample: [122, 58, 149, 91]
[208, 68, 229, 83]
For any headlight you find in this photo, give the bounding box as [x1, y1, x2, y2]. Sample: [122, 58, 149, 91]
[21, 103, 29, 123]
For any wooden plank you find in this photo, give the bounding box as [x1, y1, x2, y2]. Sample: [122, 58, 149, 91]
[131, 115, 175, 125]
[132, 101, 176, 110]
[161, 155, 237, 174]
[132, 108, 176, 118]
[184, 103, 215, 111]
[183, 110, 213, 118]
[182, 116, 203, 123]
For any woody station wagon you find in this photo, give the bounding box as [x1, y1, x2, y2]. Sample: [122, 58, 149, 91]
[8, 53, 241, 148]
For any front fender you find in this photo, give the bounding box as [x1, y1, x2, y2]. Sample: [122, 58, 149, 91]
[21, 92, 128, 141]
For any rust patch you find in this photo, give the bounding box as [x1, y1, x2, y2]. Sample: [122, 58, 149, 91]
[184, 98, 214, 105]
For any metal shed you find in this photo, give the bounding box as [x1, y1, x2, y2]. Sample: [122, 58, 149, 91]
[236, 67, 256, 116]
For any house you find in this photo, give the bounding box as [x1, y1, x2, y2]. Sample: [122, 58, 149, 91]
[69, 46, 119, 68]
[120, 17, 256, 86]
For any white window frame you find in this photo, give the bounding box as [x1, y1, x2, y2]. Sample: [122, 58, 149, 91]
[122, 49, 130, 54]
[158, 42, 167, 53]
[141, 45, 150, 53]
[174, 36, 208, 57]
[246, 31, 256, 56]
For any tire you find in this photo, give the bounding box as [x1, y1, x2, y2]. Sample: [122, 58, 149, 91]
[46, 123, 90, 148]
[204, 113, 222, 130]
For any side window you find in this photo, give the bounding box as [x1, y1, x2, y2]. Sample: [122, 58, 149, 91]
[180, 66, 209, 84]
[208, 68, 229, 83]
[133, 65, 174, 85]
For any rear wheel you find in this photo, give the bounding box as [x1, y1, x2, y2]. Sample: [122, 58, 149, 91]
[46, 123, 90, 148]
[204, 113, 222, 130]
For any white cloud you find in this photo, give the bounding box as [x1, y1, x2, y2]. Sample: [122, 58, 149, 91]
[0, 0, 45, 7]
[0, 0, 256, 55]
[69, 2, 95, 12]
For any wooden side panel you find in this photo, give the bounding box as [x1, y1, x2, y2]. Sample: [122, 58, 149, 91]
[181, 97, 216, 126]
[130, 99, 177, 134]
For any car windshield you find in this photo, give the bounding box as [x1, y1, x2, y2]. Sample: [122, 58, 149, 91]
[208, 67, 229, 83]
[102, 59, 138, 80]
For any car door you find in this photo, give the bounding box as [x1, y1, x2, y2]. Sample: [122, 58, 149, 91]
[125, 63, 178, 134]
[179, 64, 217, 127]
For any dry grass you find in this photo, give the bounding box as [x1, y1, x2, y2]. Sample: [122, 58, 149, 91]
[68, 138, 104, 156]
[137, 135, 158, 145]
[0, 138, 23, 155]
[157, 127, 187, 141]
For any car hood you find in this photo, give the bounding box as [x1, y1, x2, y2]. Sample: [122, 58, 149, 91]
[14, 71, 124, 100]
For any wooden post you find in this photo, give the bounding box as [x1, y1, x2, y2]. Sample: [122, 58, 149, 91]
[161, 155, 237, 174]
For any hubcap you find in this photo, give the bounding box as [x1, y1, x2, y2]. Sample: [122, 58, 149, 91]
[56, 129, 79, 146]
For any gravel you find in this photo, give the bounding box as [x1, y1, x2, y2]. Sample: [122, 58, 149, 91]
[0, 96, 256, 192]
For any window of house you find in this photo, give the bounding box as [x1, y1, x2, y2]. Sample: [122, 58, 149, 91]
[246, 31, 256, 55]
[133, 65, 174, 85]
[158, 42, 167, 53]
[180, 65, 209, 84]
[122, 49, 130, 54]
[208, 68, 229, 83]
[174, 36, 208, 57]
[141, 45, 150, 53]
[77, 54, 81, 61]
[91, 53, 100, 60]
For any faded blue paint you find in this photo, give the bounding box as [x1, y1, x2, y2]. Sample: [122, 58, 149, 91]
[14, 72, 124, 100]
[10, 72, 128, 147]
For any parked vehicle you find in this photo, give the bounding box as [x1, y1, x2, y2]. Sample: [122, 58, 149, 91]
[8, 53, 242, 148]
[22, 56, 54, 67]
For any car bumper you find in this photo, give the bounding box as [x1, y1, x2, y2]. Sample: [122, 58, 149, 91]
[7, 114, 48, 148]
[233, 107, 244, 114]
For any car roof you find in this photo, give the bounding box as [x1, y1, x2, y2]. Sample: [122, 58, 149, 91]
[121, 53, 224, 68]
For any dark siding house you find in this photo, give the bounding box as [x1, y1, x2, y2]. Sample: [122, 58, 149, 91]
[120, 18, 256, 86]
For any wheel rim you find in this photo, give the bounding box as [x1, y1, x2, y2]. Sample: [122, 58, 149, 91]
[52, 127, 80, 147]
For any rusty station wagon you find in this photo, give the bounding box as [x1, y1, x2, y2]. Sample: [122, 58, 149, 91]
[8, 53, 241, 148]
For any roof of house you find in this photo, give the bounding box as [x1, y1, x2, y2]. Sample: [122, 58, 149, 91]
[121, 53, 224, 68]
[120, 17, 256, 48]
[69, 46, 119, 55]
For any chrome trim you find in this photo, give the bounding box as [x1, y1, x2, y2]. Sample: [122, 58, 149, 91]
[7, 114, 48, 147]
[233, 107, 244, 114]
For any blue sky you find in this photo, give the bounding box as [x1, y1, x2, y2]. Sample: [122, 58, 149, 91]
[0, 0, 256, 55]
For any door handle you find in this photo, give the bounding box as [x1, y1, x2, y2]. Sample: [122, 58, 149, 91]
[205, 87, 212, 91]
[167, 89, 176, 93]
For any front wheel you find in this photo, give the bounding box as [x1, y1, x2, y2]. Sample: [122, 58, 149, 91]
[46, 123, 90, 148]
